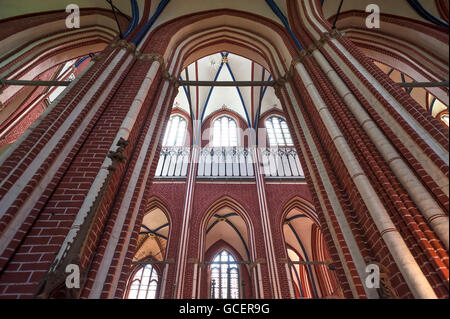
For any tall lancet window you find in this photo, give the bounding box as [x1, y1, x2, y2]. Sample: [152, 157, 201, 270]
[210, 250, 240, 299]
[127, 265, 159, 299]
[212, 116, 238, 147]
[163, 115, 187, 146]
[265, 116, 294, 147]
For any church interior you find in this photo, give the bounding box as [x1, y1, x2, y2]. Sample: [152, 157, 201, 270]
[0, 0, 448, 300]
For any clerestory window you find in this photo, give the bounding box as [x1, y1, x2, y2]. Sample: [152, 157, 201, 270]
[163, 115, 187, 147]
[212, 116, 238, 147]
[265, 116, 293, 147]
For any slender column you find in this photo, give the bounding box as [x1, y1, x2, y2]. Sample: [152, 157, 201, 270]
[278, 83, 377, 299]
[297, 0, 449, 194]
[251, 146, 282, 298]
[174, 145, 200, 298]
[311, 50, 449, 249]
[87, 61, 169, 298]
[294, 62, 437, 299]
[0, 46, 128, 274]
[287, 0, 449, 298]
[322, 41, 449, 197]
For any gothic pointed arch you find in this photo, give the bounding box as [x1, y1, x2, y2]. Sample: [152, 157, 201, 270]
[0, 1, 447, 301]
[280, 196, 341, 299]
[124, 196, 172, 299]
[198, 196, 256, 299]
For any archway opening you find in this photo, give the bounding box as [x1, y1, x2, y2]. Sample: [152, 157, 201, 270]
[282, 203, 341, 299]
[202, 204, 253, 299]
[125, 203, 170, 299]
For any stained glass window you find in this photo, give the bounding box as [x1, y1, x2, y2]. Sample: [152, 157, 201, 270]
[213, 116, 238, 147]
[265, 116, 293, 147]
[127, 265, 159, 299]
[163, 115, 187, 146]
[210, 250, 240, 299]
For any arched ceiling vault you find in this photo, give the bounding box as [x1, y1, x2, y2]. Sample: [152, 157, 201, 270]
[0, 2, 134, 126]
[134, 207, 170, 262]
[205, 208, 250, 263]
[0, 1, 133, 20]
[320, 0, 449, 72]
[147, 0, 285, 32]
[172, 52, 283, 132]
[322, 0, 445, 25]
[151, 11, 297, 75]
[150, 7, 300, 139]
[1, 1, 447, 146]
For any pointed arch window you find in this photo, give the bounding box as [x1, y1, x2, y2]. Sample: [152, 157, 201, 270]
[210, 250, 240, 299]
[265, 116, 293, 147]
[212, 116, 238, 147]
[163, 115, 187, 146]
[127, 265, 159, 299]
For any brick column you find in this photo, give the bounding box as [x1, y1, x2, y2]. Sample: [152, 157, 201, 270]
[277, 0, 449, 299]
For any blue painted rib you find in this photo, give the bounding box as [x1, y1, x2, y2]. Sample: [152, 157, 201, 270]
[179, 75, 191, 109]
[285, 214, 308, 223]
[206, 213, 250, 260]
[287, 223, 320, 298]
[407, 0, 449, 28]
[75, 0, 139, 68]
[265, 0, 303, 51]
[153, 223, 169, 233]
[197, 54, 228, 144]
[132, 0, 171, 46]
[400, 72, 406, 84]
[123, 0, 139, 39]
[261, 75, 272, 97]
[254, 74, 272, 128]
[224, 219, 251, 259]
[221, 53, 252, 128]
[200, 53, 228, 123]
[400, 72, 413, 94]
[287, 246, 304, 298]
[429, 97, 437, 115]
[290, 260, 304, 298]
[75, 56, 90, 68]
[140, 225, 168, 240]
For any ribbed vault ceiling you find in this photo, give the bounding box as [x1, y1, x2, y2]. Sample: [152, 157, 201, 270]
[322, 0, 443, 23]
[2, 1, 442, 29]
[0, 0, 134, 20]
[174, 52, 282, 127]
